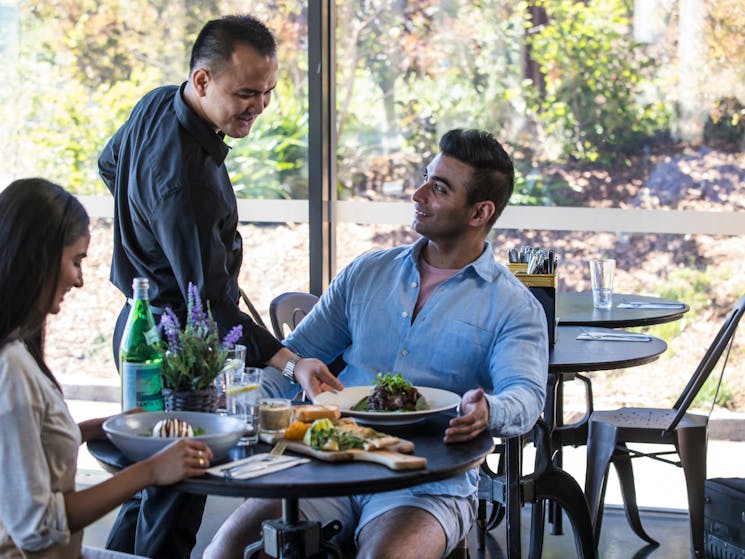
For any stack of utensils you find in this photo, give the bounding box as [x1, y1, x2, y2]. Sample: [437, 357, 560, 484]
[507, 246, 558, 345]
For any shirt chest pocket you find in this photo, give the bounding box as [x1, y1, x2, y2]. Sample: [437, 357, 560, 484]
[423, 319, 493, 381]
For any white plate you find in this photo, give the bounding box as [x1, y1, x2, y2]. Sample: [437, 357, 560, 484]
[314, 385, 461, 426]
[103, 411, 246, 462]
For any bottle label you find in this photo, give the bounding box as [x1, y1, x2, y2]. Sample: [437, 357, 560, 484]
[122, 361, 164, 412]
[144, 325, 160, 347]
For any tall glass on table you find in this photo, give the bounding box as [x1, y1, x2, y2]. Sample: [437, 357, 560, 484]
[589, 258, 615, 309]
[225, 367, 263, 445]
[216, 344, 246, 415]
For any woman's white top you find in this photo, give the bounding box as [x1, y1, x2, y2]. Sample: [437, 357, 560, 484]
[0, 339, 83, 558]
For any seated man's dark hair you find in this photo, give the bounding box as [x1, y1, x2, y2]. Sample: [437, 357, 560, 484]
[439, 128, 515, 227]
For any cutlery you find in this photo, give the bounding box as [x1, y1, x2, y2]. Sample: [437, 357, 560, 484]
[579, 328, 652, 341]
[218, 443, 288, 475]
[224, 456, 307, 479]
[618, 301, 685, 308]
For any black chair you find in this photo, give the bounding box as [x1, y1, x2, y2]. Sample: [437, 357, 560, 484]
[584, 293, 745, 557]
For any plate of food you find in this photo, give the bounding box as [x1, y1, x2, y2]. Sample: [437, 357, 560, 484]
[314, 373, 461, 426]
[103, 411, 246, 462]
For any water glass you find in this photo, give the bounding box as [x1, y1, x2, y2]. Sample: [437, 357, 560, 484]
[589, 258, 615, 309]
[215, 344, 246, 414]
[225, 367, 263, 446]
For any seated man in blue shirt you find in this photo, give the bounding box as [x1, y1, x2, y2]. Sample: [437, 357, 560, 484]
[205, 128, 548, 559]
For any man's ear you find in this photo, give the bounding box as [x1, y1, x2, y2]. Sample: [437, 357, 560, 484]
[191, 68, 210, 97]
[471, 200, 496, 227]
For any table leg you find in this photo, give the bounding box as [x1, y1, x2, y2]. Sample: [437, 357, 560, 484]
[243, 498, 343, 559]
[550, 376, 565, 535]
[505, 435, 523, 558]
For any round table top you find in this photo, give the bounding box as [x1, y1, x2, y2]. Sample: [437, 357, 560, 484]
[549, 325, 667, 374]
[556, 292, 688, 327]
[87, 412, 495, 500]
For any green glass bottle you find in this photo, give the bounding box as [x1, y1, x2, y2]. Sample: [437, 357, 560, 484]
[119, 277, 164, 411]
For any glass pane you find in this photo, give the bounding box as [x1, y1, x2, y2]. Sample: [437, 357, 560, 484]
[3, 1, 308, 201]
[335, 0, 744, 217]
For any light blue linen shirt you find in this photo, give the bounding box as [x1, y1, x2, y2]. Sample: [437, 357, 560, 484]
[265, 237, 548, 497]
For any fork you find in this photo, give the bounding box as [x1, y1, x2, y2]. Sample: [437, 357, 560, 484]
[269, 440, 288, 456]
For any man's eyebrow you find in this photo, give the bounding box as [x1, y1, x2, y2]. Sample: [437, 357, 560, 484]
[427, 172, 453, 189]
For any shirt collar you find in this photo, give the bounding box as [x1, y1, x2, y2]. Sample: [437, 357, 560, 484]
[174, 82, 230, 165]
[403, 237, 502, 282]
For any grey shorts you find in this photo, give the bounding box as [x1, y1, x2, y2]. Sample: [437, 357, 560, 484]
[298, 489, 477, 555]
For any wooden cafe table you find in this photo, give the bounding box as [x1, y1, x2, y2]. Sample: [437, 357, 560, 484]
[88, 412, 494, 559]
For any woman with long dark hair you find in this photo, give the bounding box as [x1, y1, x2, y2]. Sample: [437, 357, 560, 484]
[0, 178, 214, 558]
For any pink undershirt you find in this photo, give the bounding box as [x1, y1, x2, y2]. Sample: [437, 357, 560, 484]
[413, 256, 460, 319]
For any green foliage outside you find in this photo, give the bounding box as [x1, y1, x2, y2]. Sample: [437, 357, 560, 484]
[2, 0, 742, 204]
[523, 0, 671, 163]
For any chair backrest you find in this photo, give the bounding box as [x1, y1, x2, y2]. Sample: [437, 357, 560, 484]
[269, 291, 320, 341]
[665, 293, 745, 435]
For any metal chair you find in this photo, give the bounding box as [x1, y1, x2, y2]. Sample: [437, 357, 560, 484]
[584, 293, 745, 557]
[269, 291, 320, 341]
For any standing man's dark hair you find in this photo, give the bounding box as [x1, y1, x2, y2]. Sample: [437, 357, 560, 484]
[189, 14, 277, 73]
[439, 128, 515, 227]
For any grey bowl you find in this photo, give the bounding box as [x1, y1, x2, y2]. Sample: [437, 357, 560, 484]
[103, 411, 245, 462]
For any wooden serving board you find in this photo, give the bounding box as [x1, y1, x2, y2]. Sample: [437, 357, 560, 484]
[259, 434, 426, 470]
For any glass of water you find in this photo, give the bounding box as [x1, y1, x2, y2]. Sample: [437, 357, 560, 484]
[589, 258, 615, 309]
[225, 366, 263, 446]
[216, 344, 246, 414]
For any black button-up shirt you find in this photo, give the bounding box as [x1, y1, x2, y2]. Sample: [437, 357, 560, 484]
[99, 83, 282, 365]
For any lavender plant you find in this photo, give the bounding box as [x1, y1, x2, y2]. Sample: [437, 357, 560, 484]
[159, 283, 243, 391]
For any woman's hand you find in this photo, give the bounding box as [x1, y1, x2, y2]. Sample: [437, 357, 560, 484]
[144, 439, 214, 485]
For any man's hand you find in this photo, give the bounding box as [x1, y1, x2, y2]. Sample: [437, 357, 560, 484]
[294, 358, 344, 401]
[444, 388, 489, 443]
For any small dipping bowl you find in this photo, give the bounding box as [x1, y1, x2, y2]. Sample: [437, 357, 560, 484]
[258, 398, 293, 434]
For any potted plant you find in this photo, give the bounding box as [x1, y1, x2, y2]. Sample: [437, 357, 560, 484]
[158, 282, 243, 412]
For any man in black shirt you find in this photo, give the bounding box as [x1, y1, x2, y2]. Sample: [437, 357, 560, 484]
[99, 14, 340, 558]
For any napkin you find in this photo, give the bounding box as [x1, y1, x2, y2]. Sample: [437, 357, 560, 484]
[207, 453, 309, 480]
[617, 301, 685, 309]
[576, 331, 652, 342]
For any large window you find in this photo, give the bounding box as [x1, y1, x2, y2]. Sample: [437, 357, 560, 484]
[3, 1, 743, 411]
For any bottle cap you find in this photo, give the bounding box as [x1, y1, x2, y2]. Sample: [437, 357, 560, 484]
[132, 277, 149, 290]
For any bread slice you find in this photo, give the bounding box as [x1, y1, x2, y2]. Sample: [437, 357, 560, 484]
[293, 404, 341, 422]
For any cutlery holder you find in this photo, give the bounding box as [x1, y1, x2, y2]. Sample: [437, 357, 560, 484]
[511, 270, 557, 346]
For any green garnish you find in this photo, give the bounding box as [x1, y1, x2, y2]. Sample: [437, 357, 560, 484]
[375, 372, 412, 391]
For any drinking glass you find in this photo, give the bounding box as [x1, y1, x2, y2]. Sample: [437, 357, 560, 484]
[225, 367, 263, 445]
[589, 258, 615, 309]
[215, 344, 246, 415]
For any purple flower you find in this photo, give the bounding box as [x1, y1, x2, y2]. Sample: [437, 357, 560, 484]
[159, 308, 181, 351]
[222, 325, 243, 348]
[187, 282, 207, 327]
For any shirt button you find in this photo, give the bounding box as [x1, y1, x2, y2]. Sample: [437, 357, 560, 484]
[402, 311, 409, 318]
[411, 281, 418, 288]
[401, 349, 408, 356]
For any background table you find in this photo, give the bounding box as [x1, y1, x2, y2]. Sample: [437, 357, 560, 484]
[557, 292, 689, 327]
[498, 326, 668, 557]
